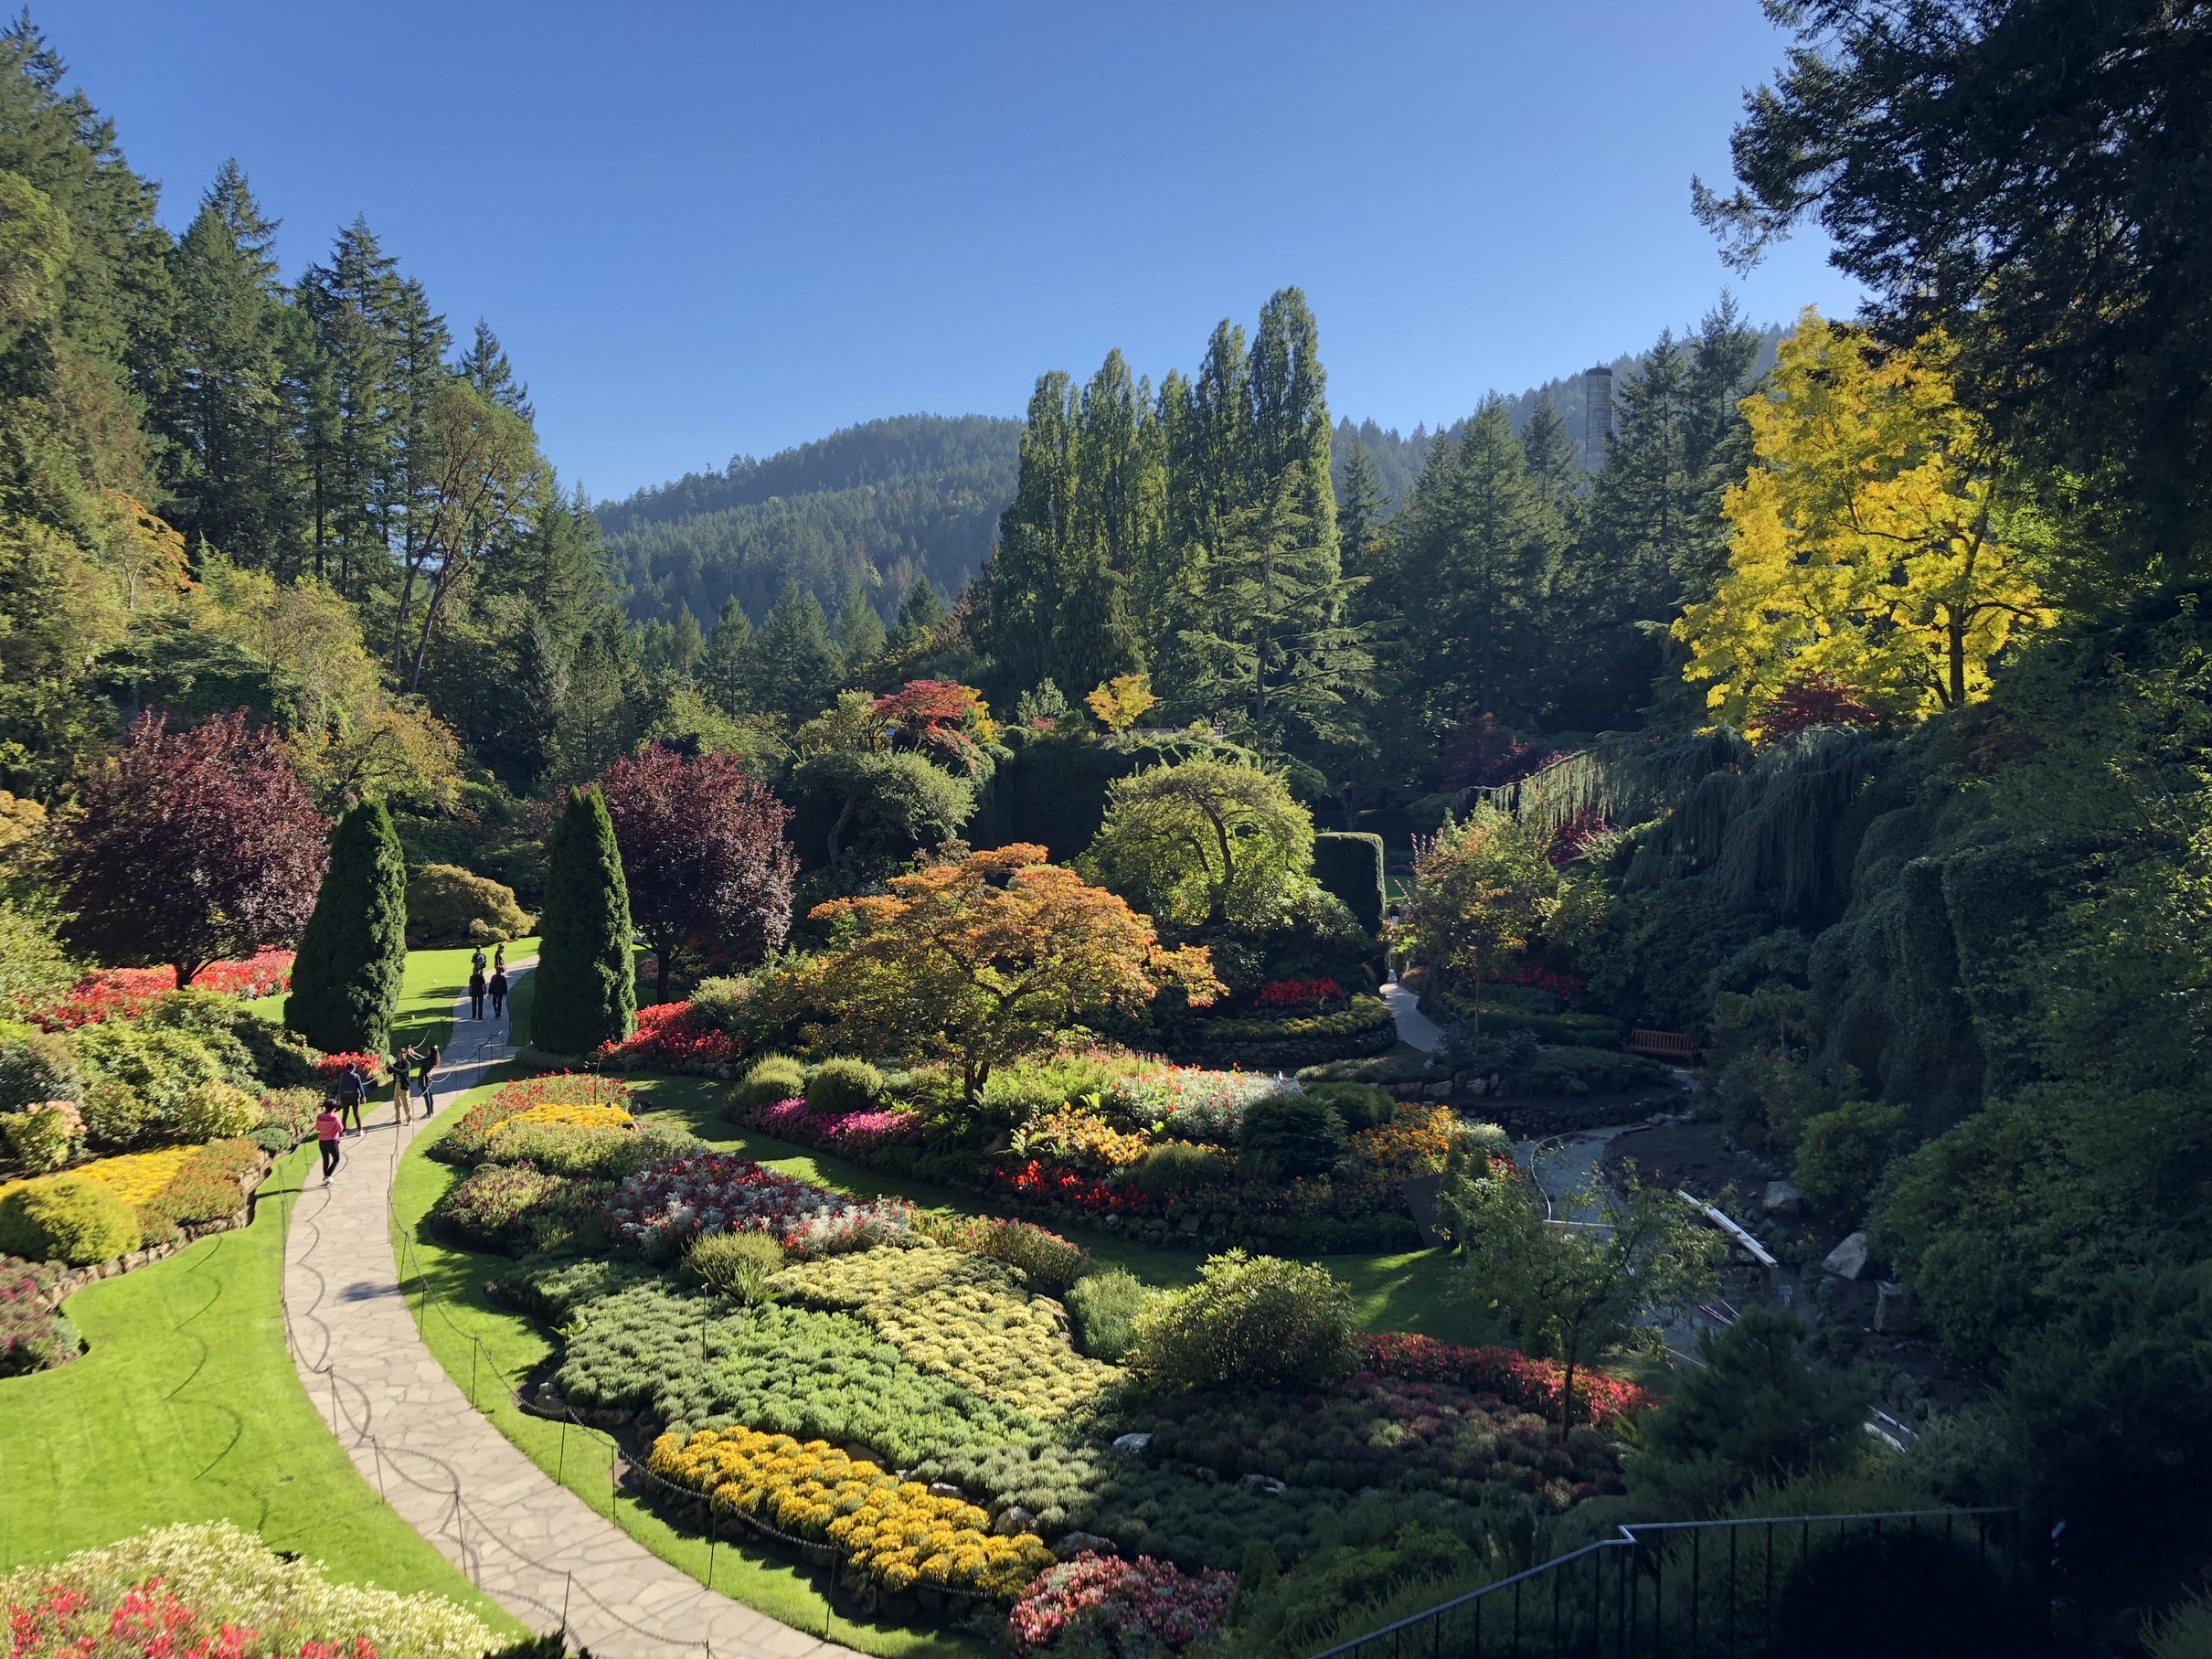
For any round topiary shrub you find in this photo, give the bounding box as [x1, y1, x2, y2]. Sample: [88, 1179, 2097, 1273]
[1133, 1140, 1234, 1199]
[1302, 1080, 1396, 1133]
[1, 1100, 82, 1173]
[1131, 1249, 1359, 1390]
[176, 1081, 260, 1143]
[0, 1175, 141, 1265]
[728, 1054, 805, 1117]
[805, 1057, 885, 1116]
[406, 863, 534, 948]
[1237, 1091, 1346, 1179]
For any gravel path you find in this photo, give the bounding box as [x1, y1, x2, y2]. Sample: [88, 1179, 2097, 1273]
[280, 961, 856, 1659]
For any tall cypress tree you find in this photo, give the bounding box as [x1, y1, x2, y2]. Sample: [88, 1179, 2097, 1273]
[284, 800, 407, 1053]
[525, 785, 635, 1055]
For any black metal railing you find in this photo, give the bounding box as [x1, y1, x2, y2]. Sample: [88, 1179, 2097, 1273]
[1312, 1507, 2033, 1659]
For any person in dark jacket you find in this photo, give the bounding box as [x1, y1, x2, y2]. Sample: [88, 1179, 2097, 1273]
[468, 966, 487, 1020]
[489, 969, 509, 1019]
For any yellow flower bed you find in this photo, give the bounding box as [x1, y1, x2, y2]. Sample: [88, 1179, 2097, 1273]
[0, 1145, 197, 1208]
[647, 1427, 1054, 1601]
[1350, 1103, 1461, 1176]
[773, 1245, 1120, 1418]
[1026, 1106, 1149, 1171]
[490, 1101, 634, 1137]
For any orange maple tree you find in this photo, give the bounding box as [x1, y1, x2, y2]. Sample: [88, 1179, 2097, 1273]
[808, 843, 1221, 1099]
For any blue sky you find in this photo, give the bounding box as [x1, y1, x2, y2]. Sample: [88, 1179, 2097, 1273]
[61, 1, 1860, 501]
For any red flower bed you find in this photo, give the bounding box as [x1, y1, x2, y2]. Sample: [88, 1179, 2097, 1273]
[27, 952, 294, 1031]
[983, 1159, 1157, 1220]
[1006, 1553, 1234, 1654]
[596, 1000, 744, 1073]
[1356, 1332, 1657, 1429]
[7, 1579, 375, 1659]
[1476, 965, 1587, 999]
[313, 1052, 387, 1084]
[1254, 977, 1344, 1011]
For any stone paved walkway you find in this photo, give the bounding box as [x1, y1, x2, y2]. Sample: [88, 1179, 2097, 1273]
[1381, 971, 1448, 1054]
[282, 962, 857, 1659]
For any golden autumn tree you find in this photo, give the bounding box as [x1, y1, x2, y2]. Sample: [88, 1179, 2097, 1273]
[1086, 672, 1156, 734]
[1675, 312, 2054, 738]
[808, 843, 1221, 1099]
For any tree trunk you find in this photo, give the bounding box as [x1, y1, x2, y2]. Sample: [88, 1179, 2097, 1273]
[826, 792, 857, 875]
[175, 961, 199, 989]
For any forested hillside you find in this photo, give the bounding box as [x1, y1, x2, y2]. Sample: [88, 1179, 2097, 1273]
[597, 413, 1020, 629]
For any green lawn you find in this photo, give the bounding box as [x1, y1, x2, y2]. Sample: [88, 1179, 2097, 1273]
[239, 941, 540, 1053]
[0, 1145, 515, 1632]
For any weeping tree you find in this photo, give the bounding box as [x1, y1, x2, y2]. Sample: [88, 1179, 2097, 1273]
[525, 786, 635, 1055]
[285, 799, 409, 1052]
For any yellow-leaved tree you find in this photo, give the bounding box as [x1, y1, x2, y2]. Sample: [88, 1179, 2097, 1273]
[1675, 311, 2053, 738]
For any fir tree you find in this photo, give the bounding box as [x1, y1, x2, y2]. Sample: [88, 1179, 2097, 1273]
[1337, 441, 1388, 577]
[984, 372, 1078, 689]
[700, 594, 752, 714]
[744, 579, 838, 720]
[888, 575, 948, 654]
[525, 784, 635, 1055]
[460, 318, 534, 421]
[283, 799, 408, 1053]
[834, 579, 887, 681]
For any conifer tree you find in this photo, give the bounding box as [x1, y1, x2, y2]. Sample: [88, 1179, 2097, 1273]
[888, 575, 948, 654]
[834, 580, 887, 681]
[700, 595, 751, 714]
[1337, 441, 1389, 577]
[460, 318, 533, 420]
[744, 580, 838, 720]
[284, 799, 408, 1052]
[525, 784, 635, 1054]
[984, 372, 1079, 689]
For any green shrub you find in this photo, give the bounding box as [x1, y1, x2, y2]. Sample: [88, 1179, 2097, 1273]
[1132, 1250, 1359, 1391]
[483, 1119, 689, 1181]
[0, 1175, 140, 1264]
[406, 862, 533, 947]
[0, 1026, 80, 1113]
[728, 1054, 805, 1115]
[432, 1163, 578, 1251]
[1067, 1268, 1154, 1362]
[1133, 1139, 1234, 1199]
[684, 1229, 785, 1303]
[1313, 832, 1386, 932]
[915, 1211, 1090, 1291]
[80, 1080, 155, 1150]
[805, 1057, 885, 1115]
[1238, 1091, 1346, 1179]
[1525, 1046, 1675, 1096]
[1794, 1101, 1912, 1222]
[177, 1081, 260, 1142]
[1303, 1080, 1396, 1132]
[1, 1100, 81, 1172]
[73, 1024, 228, 1125]
[255, 1087, 321, 1143]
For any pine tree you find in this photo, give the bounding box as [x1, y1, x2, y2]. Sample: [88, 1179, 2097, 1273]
[834, 580, 887, 681]
[283, 799, 407, 1053]
[744, 579, 838, 720]
[460, 318, 534, 420]
[525, 785, 635, 1055]
[701, 594, 752, 714]
[888, 576, 948, 654]
[1519, 391, 1584, 521]
[297, 218, 408, 596]
[1337, 441, 1388, 577]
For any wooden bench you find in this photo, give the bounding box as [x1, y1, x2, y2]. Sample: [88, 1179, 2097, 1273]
[1625, 1028, 1699, 1061]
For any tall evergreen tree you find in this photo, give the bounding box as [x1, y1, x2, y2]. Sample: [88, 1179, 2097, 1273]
[283, 798, 407, 1052]
[700, 594, 752, 714]
[744, 579, 838, 720]
[888, 574, 948, 654]
[984, 371, 1078, 690]
[459, 318, 533, 421]
[296, 218, 405, 595]
[834, 579, 886, 681]
[1337, 441, 1388, 577]
[525, 784, 635, 1054]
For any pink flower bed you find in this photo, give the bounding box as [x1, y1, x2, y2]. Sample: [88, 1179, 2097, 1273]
[606, 1153, 907, 1255]
[1356, 1332, 1658, 1429]
[27, 951, 294, 1030]
[7, 1578, 376, 1659]
[596, 1000, 745, 1072]
[750, 1098, 924, 1157]
[1006, 1553, 1235, 1655]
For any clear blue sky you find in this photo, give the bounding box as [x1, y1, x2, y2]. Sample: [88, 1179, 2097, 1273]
[62, 1, 1859, 501]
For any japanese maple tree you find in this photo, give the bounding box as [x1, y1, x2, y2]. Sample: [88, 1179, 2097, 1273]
[56, 709, 327, 987]
[810, 842, 1221, 1099]
[601, 741, 798, 1003]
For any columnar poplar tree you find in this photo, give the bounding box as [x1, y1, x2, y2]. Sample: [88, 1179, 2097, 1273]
[284, 798, 408, 1052]
[525, 785, 635, 1055]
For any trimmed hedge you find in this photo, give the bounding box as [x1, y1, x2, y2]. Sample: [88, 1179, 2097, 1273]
[1313, 832, 1386, 932]
[1438, 994, 1624, 1049]
[1158, 993, 1397, 1069]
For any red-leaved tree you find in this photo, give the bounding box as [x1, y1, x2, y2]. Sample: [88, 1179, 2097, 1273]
[601, 742, 798, 1003]
[57, 710, 328, 986]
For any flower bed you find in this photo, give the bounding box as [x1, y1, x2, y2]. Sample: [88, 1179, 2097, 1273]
[598, 1000, 746, 1074]
[135, 1139, 263, 1243]
[0, 1521, 494, 1659]
[431, 1073, 632, 1165]
[1346, 1103, 1459, 1177]
[606, 1153, 908, 1257]
[1254, 978, 1345, 1011]
[1356, 1332, 1658, 1429]
[1006, 1552, 1235, 1655]
[1017, 1106, 1150, 1172]
[1, 1255, 77, 1375]
[749, 1098, 924, 1158]
[772, 1245, 1122, 1419]
[27, 952, 294, 1032]
[1159, 993, 1397, 1069]
[647, 1428, 1056, 1603]
[1099, 1068, 1289, 1142]
[313, 1053, 387, 1084]
[911, 1214, 1088, 1292]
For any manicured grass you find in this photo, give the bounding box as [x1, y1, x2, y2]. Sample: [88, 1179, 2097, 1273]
[0, 1145, 515, 1632]
[393, 941, 538, 1056]
[389, 1077, 977, 1659]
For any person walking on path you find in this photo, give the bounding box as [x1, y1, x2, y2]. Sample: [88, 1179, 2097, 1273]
[336, 1063, 365, 1135]
[488, 968, 508, 1020]
[472, 943, 488, 976]
[468, 965, 486, 1020]
[390, 1045, 417, 1126]
[418, 1043, 442, 1116]
[315, 1103, 343, 1186]
[493, 941, 505, 975]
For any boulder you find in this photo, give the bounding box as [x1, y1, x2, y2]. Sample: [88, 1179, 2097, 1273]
[928, 1483, 965, 1501]
[1822, 1231, 1870, 1280]
[992, 1505, 1037, 1537]
[1760, 1180, 1803, 1218]
[1111, 1432, 1152, 1456]
[1055, 1533, 1117, 1561]
[1238, 1473, 1287, 1495]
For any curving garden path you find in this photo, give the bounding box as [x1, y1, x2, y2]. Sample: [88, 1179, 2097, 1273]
[281, 962, 857, 1659]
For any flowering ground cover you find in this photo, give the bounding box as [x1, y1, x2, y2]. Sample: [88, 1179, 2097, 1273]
[749, 1098, 923, 1159]
[22, 952, 295, 1032]
[1006, 1552, 1235, 1655]
[606, 1152, 908, 1257]
[1356, 1331, 1659, 1429]
[431, 1073, 632, 1165]
[599, 999, 746, 1073]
